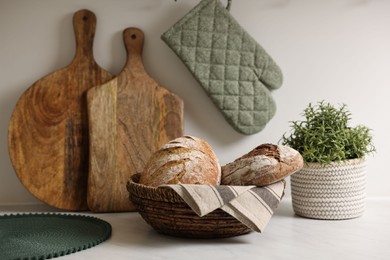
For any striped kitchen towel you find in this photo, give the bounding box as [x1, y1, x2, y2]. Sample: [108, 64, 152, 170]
[164, 181, 285, 232]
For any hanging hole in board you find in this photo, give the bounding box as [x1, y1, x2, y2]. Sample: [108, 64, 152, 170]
[131, 34, 137, 40]
[83, 16, 88, 21]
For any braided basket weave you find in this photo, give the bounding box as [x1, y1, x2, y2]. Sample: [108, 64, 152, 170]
[291, 158, 366, 220]
[127, 174, 251, 238]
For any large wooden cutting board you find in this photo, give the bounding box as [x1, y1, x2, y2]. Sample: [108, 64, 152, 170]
[87, 28, 184, 212]
[8, 9, 114, 211]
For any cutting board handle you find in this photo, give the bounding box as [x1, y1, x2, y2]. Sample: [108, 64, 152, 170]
[72, 9, 97, 62]
[123, 28, 145, 71]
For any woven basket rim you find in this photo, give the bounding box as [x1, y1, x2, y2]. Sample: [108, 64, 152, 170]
[303, 157, 366, 168]
[126, 173, 187, 203]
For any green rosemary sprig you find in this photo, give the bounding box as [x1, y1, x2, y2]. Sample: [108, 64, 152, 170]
[281, 101, 375, 165]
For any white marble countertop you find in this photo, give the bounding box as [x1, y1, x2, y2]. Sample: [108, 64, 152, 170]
[1, 198, 389, 260]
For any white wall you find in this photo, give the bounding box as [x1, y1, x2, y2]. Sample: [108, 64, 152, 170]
[1, 0, 389, 205]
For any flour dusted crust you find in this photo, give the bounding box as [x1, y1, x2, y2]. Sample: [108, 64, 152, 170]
[221, 144, 303, 186]
[139, 136, 221, 187]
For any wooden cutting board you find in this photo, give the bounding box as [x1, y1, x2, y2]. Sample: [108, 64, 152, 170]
[8, 9, 114, 211]
[87, 28, 184, 212]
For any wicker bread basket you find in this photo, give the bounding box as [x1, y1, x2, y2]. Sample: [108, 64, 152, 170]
[127, 173, 251, 238]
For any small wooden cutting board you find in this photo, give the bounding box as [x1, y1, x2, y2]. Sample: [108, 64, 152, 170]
[86, 28, 184, 212]
[8, 9, 114, 211]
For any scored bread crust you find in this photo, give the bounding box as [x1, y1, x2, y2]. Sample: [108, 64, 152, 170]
[221, 144, 303, 186]
[139, 136, 221, 187]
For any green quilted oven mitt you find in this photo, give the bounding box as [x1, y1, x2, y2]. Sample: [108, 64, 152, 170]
[162, 0, 283, 135]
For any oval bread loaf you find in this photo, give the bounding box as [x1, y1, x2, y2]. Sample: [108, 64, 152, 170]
[221, 143, 303, 186]
[139, 136, 221, 187]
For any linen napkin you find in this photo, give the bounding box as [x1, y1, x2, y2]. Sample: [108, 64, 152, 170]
[164, 180, 285, 232]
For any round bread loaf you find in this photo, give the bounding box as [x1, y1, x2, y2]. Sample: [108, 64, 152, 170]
[139, 136, 221, 187]
[221, 144, 303, 186]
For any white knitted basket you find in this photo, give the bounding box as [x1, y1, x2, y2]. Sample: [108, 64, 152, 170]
[291, 158, 366, 220]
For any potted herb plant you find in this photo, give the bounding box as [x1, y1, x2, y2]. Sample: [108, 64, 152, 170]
[281, 101, 375, 220]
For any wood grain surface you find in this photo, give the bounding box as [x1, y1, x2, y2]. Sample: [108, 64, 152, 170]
[87, 28, 184, 212]
[8, 9, 114, 211]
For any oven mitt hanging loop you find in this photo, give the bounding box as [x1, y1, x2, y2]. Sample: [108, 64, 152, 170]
[162, 0, 283, 135]
[176, 0, 232, 10]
